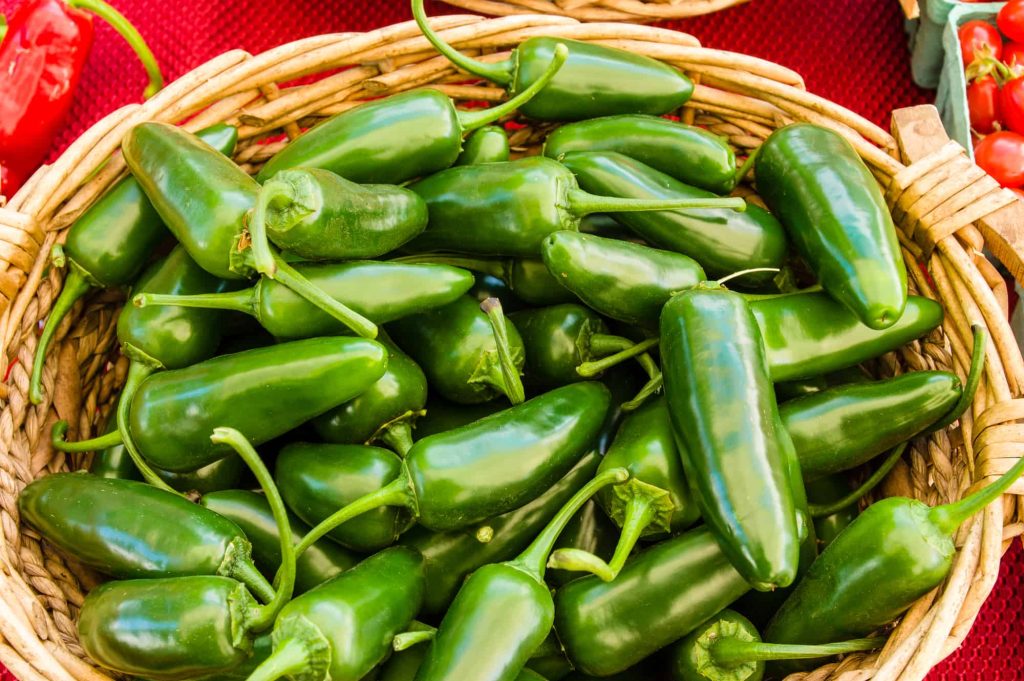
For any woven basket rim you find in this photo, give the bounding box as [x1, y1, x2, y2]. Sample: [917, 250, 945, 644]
[0, 13, 1022, 681]
[440, 0, 754, 22]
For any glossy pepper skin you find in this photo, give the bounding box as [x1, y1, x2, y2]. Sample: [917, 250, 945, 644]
[752, 293, 943, 381]
[541, 231, 705, 327]
[661, 285, 800, 590]
[389, 295, 525, 405]
[412, 397, 506, 441]
[560, 151, 786, 286]
[456, 125, 510, 165]
[394, 254, 575, 306]
[756, 124, 906, 329]
[276, 443, 413, 552]
[554, 527, 750, 677]
[201, 490, 358, 595]
[128, 336, 387, 471]
[247, 547, 425, 681]
[509, 304, 612, 386]
[782, 371, 961, 480]
[544, 115, 736, 193]
[18, 474, 274, 600]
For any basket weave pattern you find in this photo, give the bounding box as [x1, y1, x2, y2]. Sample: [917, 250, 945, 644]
[0, 14, 1021, 681]
[439, 0, 752, 22]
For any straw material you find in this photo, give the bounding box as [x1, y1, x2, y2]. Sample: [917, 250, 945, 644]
[440, 0, 751, 22]
[0, 14, 1022, 681]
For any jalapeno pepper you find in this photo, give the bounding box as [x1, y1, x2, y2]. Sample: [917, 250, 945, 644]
[405, 156, 744, 258]
[393, 254, 575, 306]
[28, 124, 237, 405]
[413, 467, 630, 681]
[413, 0, 692, 122]
[541, 231, 705, 327]
[755, 124, 906, 330]
[389, 295, 526, 405]
[764, 454, 1024, 675]
[255, 45, 568, 184]
[456, 125, 511, 166]
[661, 283, 800, 590]
[560, 152, 785, 286]
[412, 397, 507, 441]
[805, 476, 859, 551]
[554, 527, 750, 677]
[544, 115, 738, 193]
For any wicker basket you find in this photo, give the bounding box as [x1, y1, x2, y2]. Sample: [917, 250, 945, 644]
[1, 13, 1023, 681]
[438, 0, 751, 22]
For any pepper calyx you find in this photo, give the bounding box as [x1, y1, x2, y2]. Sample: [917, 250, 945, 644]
[267, 616, 330, 681]
[694, 619, 759, 681]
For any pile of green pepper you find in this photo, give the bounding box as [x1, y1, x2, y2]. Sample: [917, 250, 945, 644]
[19, 4, 1021, 681]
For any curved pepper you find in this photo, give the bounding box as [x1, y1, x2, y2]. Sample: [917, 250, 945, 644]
[413, 0, 692, 122]
[29, 124, 237, 405]
[554, 526, 750, 677]
[544, 115, 737, 193]
[256, 44, 568, 184]
[661, 284, 800, 590]
[389, 295, 526, 405]
[456, 125, 511, 166]
[393, 254, 575, 306]
[755, 124, 906, 329]
[406, 156, 745, 257]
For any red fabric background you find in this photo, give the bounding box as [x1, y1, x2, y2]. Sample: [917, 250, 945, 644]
[0, 0, 1020, 678]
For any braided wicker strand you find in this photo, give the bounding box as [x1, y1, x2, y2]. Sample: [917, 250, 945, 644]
[440, 0, 752, 22]
[0, 16, 1022, 681]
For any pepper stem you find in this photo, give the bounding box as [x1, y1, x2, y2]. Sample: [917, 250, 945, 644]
[808, 442, 908, 518]
[711, 637, 883, 665]
[587, 333, 636, 357]
[731, 145, 761, 188]
[212, 427, 295, 631]
[458, 44, 569, 132]
[927, 324, 985, 434]
[116, 361, 181, 495]
[577, 338, 659, 378]
[379, 421, 416, 458]
[717, 267, 781, 288]
[248, 180, 292, 277]
[66, 0, 163, 98]
[480, 298, 526, 404]
[133, 287, 258, 316]
[411, 0, 514, 86]
[509, 467, 630, 581]
[621, 370, 663, 412]
[928, 452, 1024, 535]
[393, 628, 437, 651]
[0, 15, 7, 43]
[246, 637, 310, 681]
[565, 189, 746, 218]
[30, 267, 93, 404]
[51, 420, 123, 452]
[390, 254, 507, 281]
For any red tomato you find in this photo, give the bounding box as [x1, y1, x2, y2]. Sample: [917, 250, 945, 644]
[975, 131, 1024, 187]
[968, 76, 1003, 133]
[1004, 42, 1024, 68]
[1001, 77, 1024, 133]
[959, 20, 1003, 66]
[998, 0, 1024, 44]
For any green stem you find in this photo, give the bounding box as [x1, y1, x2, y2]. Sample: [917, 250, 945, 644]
[248, 180, 293, 277]
[730, 144, 761, 189]
[587, 333, 636, 357]
[390, 253, 508, 280]
[411, 0, 513, 86]
[212, 427, 295, 631]
[66, 0, 163, 98]
[739, 284, 823, 301]
[133, 287, 258, 315]
[577, 338, 659, 378]
[393, 629, 437, 651]
[51, 420, 123, 452]
[510, 467, 629, 580]
[929, 450, 1024, 535]
[927, 324, 985, 434]
[634, 352, 660, 380]
[458, 44, 569, 132]
[245, 637, 310, 681]
[566, 189, 745, 218]
[380, 421, 416, 458]
[808, 442, 908, 518]
[548, 493, 656, 582]
[711, 637, 883, 665]
[30, 267, 93, 404]
[116, 361, 181, 495]
[480, 297, 526, 404]
[621, 371, 663, 412]
[231, 560, 276, 605]
[0, 15, 7, 44]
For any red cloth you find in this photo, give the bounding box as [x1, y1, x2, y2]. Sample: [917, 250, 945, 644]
[0, 0, 1020, 678]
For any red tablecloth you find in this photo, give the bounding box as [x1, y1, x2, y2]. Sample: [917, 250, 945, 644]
[0, 0, 1020, 678]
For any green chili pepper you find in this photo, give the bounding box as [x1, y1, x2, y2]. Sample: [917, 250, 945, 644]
[245, 546, 425, 681]
[755, 124, 906, 330]
[389, 295, 526, 405]
[123, 121, 380, 338]
[456, 125, 510, 166]
[546, 499, 620, 588]
[554, 527, 751, 677]
[413, 397, 507, 441]
[287, 382, 611, 555]
[541, 231, 705, 327]
[380, 645, 553, 681]
[78, 427, 298, 681]
[782, 371, 962, 480]
[406, 156, 745, 258]
[29, 124, 238, 405]
[414, 467, 630, 681]
[671, 609, 882, 681]
[413, 0, 692, 121]
[393, 254, 575, 306]
[257, 45, 568, 184]
[774, 365, 871, 401]
[544, 115, 737, 193]
[661, 283, 800, 590]
[560, 152, 785, 286]
[805, 477, 859, 551]
[764, 455, 1024, 675]
[18, 473, 275, 601]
